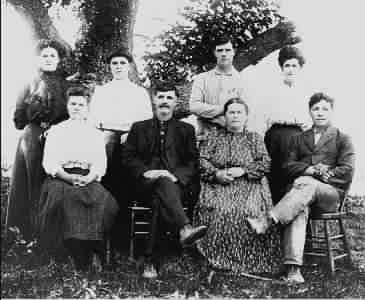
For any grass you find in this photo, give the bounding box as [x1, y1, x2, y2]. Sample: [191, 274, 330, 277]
[1, 174, 365, 298]
[1, 251, 365, 298]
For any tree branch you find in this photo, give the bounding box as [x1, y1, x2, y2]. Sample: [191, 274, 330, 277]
[233, 20, 301, 71]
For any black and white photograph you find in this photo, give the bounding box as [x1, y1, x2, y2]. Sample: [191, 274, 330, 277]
[1, 0, 364, 298]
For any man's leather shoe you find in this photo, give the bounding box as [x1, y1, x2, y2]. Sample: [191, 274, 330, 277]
[142, 262, 158, 279]
[247, 216, 271, 234]
[180, 224, 207, 247]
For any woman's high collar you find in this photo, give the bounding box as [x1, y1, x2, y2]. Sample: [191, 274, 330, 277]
[226, 126, 246, 135]
[39, 69, 64, 79]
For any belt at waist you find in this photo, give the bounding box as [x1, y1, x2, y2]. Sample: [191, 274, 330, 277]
[269, 122, 303, 129]
[63, 167, 90, 176]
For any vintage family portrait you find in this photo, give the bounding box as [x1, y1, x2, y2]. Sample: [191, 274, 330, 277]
[1, 0, 364, 298]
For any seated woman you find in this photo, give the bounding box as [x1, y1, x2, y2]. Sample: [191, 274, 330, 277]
[194, 98, 281, 275]
[37, 86, 119, 271]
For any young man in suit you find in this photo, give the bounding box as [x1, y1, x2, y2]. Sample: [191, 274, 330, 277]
[123, 84, 207, 279]
[248, 92, 355, 283]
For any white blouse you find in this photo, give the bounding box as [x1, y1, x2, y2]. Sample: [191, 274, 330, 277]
[42, 119, 107, 179]
[247, 78, 314, 135]
[90, 79, 153, 131]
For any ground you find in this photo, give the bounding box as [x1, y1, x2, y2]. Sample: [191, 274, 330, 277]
[1, 174, 365, 299]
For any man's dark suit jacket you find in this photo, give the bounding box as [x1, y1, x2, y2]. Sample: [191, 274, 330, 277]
[284, 126, 355, 194]
[122, 118, 199, 189]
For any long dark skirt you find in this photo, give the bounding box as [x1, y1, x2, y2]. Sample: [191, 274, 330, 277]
[6, 124, 46, 241]
[102, 132, 131, 251]
[37, 177, 119, 254]
[264, 123, 303, 204]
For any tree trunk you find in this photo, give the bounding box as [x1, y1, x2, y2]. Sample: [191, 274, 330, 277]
[77, 0, 140, 80]
[6, 0, 140, 80]
[6, 0, 71, 55]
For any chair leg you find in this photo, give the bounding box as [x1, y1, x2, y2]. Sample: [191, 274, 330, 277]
[324, 220, 335, 275]
[129, 209, 135, 260]
[339, 218, 353, 268]
[306, 220, 314, 251]
[105, 238, 111, 265]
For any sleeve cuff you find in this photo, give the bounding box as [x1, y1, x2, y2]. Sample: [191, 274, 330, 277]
[49, 166, 62, 178]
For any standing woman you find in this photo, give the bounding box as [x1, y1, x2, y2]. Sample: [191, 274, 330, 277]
[6, 39, 70, 241]
[90, 49, 152, 250]
[263, 46, 312, 204]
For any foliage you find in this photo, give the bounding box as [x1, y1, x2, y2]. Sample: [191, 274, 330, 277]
[145, 0, 283, 86]
[1, 174, 40, 266]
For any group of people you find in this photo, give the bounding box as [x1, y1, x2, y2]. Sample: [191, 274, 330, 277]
[6, 35, 355, 284]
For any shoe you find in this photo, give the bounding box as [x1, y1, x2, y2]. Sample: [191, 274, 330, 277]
[179, 224, 207, 247]
[247, 216, 270, 234]
[285, 265, 305, 283]
[142, 262, 158, 279]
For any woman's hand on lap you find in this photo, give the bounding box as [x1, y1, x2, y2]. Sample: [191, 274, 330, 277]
[215, 170, 234, 184]
[227, 167, 245, 178]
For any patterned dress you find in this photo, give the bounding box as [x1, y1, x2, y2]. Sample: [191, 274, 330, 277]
[194, 127, 281, 274]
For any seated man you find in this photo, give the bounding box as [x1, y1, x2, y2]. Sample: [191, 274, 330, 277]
[122, 84, 207, 279]
[248, 92, 355, 283]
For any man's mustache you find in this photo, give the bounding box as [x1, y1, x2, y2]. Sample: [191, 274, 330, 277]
[158, 103, 171, 109]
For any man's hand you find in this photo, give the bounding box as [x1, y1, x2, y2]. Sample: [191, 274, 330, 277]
[305, 164, 333, 183]
[159, 170, 178, 182]
[215, 169, 234, 184]
[304, 166, 317, 176]
[143, 170, 162, 180]
[320, 170, 334, 183]
[227, 167, 245, 178]
[143, 170, 178, 182]
[314, 163, 331, 175]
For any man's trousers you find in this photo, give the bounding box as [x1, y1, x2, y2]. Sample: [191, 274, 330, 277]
[271, 176, 340, 265]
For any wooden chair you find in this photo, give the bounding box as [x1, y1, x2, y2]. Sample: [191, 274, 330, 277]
[304, 192, 353, 275]
[128, 177, 199, 260]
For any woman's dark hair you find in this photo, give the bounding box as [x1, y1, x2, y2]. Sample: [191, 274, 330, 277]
[278, 45, 305, 68]
[309, 92, 335, 109]
[66, 86, 92, 104]
[106, 48, 133, 64]
[36, 39, 67, 59]
[153, 83, 179, 98]
[223, 97, 249, 115]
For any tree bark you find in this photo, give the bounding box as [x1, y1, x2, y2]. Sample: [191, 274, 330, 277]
[6, 0, 140, 79]
[77, 0, 140, 77]
[234, 20, 301, 71]
[6, 0, 71, 55]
